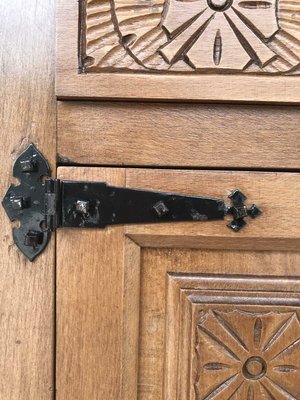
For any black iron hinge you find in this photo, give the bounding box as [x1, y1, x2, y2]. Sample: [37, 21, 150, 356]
[2, 144, 262, 261]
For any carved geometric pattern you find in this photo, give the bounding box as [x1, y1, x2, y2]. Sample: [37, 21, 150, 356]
[195, 309, 300, 399]
[82, 0, 300, 74]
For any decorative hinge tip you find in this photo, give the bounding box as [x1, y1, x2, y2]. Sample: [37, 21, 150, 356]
[227, 190, 262, 232]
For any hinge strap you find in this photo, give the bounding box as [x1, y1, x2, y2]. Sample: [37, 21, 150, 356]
[2, 144, 262, 261]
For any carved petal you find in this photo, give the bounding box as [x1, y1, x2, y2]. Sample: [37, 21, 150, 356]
[264, 314, 300, 360]
[233, 0, 279, 39]
[225, 8, 276, 66]
[160, 8, 214, 64]
[187, 13, 251, 69]
[195, 324, 243, 399]
[261, 377, 298, 400]
[196, 310, 247, 360]
[201, 374, 242, 400]
[162, 0, 208, 35]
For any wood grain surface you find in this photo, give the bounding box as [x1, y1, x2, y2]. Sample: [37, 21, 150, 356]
[56, 167, 126, 400]
[164, 270, 300, 399]
[126, 169, 300, 250]
[58, 101, 300, 169]
[83, 0, 300, 75]
[142, 252, 300, 399]
[56, 167, 300, 400]
[56, 0, 300, 102]
[0, 1, 56, 399]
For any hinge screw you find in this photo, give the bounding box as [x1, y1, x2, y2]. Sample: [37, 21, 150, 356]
[248, 204, 262, 219]
[24, 231, 43, 248]
[11, 197, 25, 210]
[227, 218, 247, 232]
[76, 200, 89, 216]
[20, 158, 37, 172]
[153, 201, 169, 217]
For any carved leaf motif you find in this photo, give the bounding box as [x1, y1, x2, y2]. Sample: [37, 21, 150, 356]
[204, 362, 230, 370]
[254, 317, 262, 349]
[273, 364, 299, 372]
[213, 29, 222, 65]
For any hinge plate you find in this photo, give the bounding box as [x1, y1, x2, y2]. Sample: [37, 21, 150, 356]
[2, 144, 51, 261]
[2, 144, 262, 261]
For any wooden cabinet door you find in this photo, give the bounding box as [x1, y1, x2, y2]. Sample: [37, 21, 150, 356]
[56, 167, 300, 400]
[57, 0, 300, 102]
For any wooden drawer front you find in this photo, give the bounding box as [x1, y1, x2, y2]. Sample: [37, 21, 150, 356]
[57, 0, 300, 102]
[56, 167, 300, 400]
[57, 101, 300, 169]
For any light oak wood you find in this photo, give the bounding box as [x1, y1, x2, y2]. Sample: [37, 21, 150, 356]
[56, 168, 126, 400]
[84, 0, 297, 73]
[125, 169, 300, 250]
[57, 101, 300, 169]
[56, 0, 300, 102]
[0, 1, 56, 399]
[57, 167, 300, 400]
[164, 271, 300, 399]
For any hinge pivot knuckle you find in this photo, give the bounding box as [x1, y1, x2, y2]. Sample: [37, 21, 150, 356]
[44, 179, 61, 231]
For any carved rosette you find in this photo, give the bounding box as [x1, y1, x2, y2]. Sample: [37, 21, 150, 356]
[195, 309, 300, 399]
[165, 274, 300, 400]
[82, 0, 300, 73]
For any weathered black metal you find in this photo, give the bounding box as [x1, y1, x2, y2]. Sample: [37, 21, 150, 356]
[227, 189, 262, 232]
[2, 144, 51, 261]
[61, 181, 225, 228]
[2, 144, 262, 261]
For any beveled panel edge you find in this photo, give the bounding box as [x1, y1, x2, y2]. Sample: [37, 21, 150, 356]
[165, 273, 300, 399]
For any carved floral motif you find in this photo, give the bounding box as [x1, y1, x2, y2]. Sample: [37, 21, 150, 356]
[83, 0, 300, 73]
[195, 309, 300, 399]
[160, 0, 279, 70]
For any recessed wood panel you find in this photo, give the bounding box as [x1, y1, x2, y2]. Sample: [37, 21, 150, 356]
[166, 273, 300, 399]
[57, 0, 300, 102]
[138, 249, 300, 399]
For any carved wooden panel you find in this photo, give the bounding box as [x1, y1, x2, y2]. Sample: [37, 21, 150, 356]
[195, 309, 300, 399]
[166, 274, 300, 399]
[82, 0, 300, 74]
